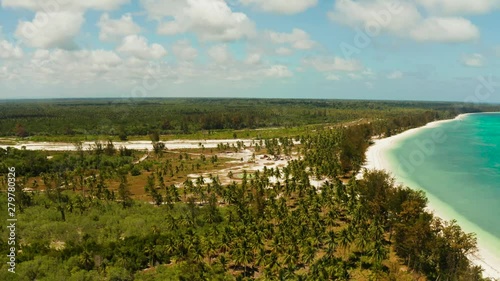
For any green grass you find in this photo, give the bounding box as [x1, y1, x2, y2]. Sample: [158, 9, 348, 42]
[0, 139, 16, 145]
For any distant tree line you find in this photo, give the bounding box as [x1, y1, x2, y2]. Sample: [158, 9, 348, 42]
[2, 98, 497, 138]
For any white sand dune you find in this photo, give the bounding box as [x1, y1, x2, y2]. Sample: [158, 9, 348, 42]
[361, 114, 500, 279]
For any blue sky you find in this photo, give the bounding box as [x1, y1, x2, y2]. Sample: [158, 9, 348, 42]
[0, 0, 499, 102]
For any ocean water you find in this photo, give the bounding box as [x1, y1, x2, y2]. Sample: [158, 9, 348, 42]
[385, 113, 500, 261]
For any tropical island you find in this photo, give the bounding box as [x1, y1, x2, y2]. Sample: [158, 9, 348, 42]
[2, 0, 500, 279]
[1, 99, 499, 281]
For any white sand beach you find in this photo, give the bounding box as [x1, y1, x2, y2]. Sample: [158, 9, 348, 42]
[362, 114, 500, 279]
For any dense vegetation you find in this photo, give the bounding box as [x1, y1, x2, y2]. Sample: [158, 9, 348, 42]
[1, 98, 497, 140]
[1, 99, 499, 280]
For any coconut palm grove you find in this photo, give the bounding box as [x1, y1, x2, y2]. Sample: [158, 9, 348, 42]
[1, 99, 499, 280]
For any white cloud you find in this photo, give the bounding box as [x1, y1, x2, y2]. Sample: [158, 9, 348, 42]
[98, 13, 141, 42]
[348, 73, 362, 80]
[387, 71, 403, 79]
[0, 40, 24, 59]
[24, 49, 124, 85]
[117, 35, 167, 60]
[172, 40, 198, 61]
[328, 0, 481, 43]
[303, 56, 364, 72]
[74, 0, 131, 11]
[15, 11, 85, 49]
[461, 53, 484, 67]
[410, 17, 480, 43]
[4, 0, 130, 49]
[240, 0, 317, 15]
[416, 0, 500, 15]
[268, 28, 316, 50]
[362, 68, 376, 78]
[1, 0, 130, 12]
[139, 0, 186, 19]
[245, 53, 261, 65]
[86, 50, 123, 67]
[208, 44, 232, 64]
[325, 74, 340, 81]
[263, 65, 293, 77]
[144, 0, 256, 42]
[33, 49, 122, 69]
[328, 0, 422, 34]
[276, 47, 293, 56]
[2, 43, 300, 94]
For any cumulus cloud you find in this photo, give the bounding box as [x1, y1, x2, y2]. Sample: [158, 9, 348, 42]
[267, 28, 316, 50]
[387, 71, 403, 79]
[328, 0, 422, 34]
[117, 35, 167, 60]
[25, 49, 124, 85]
[263, 65, 293, 77]
[15, 11, 85, 49]
[461, 54, 484, 67]
[245, 53, 261, 65]
[348, 73, 362, 80]
[4, 0, 130, 49]
[410, 17, 480, 43]
[325, 73, 340, 81]
[172, 40, 198, 61]
[303, 56, 364, 72]
[328, 0, 481, 43]
[208, 44, 232, 64]
[276, 47, 293, 56]
[143, 0, 256, 42]
[416, 0, 500, 15]
[1, 0, 130, 12]
[98, 13, 141, 42]
[31, 49, 122, 69]
[0, 40, 24, 59]
[362, 68, 376, 78]
[240, 0, 317, 15]
[2, 44, 299, 95]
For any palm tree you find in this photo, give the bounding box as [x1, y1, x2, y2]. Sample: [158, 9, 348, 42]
[355, 227, 370, 253]
[325, 230, 337, 258]
[265, 251, 280, 276]
[218, 254, 229, 271]
[335, 260, 350, 281]
[78, 250, 94, 270]
[369, 240, 388, 271]
[283, 247, 298, 271]
[301, 240, 316, 265]
[232, 238, 254, 276]
[337, 228, 352, 256]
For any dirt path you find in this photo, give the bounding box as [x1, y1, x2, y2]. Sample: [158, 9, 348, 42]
[0, 139, 255, 151]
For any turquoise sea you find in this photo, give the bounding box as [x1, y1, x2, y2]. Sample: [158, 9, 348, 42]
[384, 113, 500, 270]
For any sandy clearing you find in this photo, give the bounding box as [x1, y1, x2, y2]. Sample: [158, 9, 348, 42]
[0, 139, 256, 151]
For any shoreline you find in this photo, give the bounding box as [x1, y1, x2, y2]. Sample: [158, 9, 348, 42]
[362, 113, 500, 279]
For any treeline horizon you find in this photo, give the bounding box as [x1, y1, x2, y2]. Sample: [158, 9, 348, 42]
[2, 98, 499, 139]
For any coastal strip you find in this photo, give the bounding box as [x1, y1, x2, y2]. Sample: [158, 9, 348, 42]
[362, 113, 500, 279]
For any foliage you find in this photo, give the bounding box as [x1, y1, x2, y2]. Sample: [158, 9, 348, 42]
[0, 99, 497, 280]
